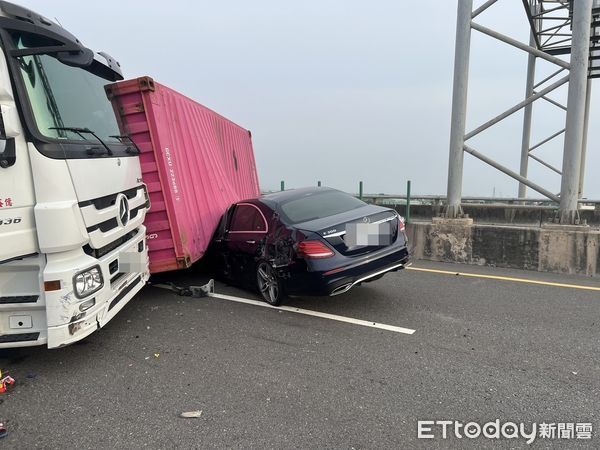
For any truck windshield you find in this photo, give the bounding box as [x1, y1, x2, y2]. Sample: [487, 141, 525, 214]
[13, 35, 121, 144]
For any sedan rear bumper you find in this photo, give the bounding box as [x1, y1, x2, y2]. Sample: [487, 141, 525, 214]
[284, 245, 409, 297]
[329, 260, 409, 296]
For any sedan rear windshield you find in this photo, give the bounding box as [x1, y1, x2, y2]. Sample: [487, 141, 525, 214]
[279, 190, 366, 224]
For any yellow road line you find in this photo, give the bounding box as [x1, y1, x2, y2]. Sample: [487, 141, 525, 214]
[406, 266, 600, 292]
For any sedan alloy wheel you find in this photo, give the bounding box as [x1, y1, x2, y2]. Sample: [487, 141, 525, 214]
[256, 261, 284, 306]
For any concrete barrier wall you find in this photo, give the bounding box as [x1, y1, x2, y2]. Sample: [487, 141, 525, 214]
[406, 219, 600, 276]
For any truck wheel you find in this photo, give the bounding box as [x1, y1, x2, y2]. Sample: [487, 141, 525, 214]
[256, 261, 284, 306]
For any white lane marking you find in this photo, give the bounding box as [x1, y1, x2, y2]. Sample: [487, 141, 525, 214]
[208, 293, 416, 335]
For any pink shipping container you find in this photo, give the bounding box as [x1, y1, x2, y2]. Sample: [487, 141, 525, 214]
[106, 77, 261, 273]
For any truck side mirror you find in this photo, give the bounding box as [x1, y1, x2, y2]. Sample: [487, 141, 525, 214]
[0, 104, 20, 168]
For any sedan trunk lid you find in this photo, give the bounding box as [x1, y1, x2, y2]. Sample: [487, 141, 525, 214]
[295, 205, 400, 256]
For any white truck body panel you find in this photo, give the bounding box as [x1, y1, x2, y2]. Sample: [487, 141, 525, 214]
[0, 2, 150, 348]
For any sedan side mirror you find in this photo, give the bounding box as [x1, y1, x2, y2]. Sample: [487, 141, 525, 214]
[0, 104, 20, 168]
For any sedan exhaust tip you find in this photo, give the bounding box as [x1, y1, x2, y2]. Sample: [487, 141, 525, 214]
[330, 283, 353, 296]
[329, 262, 406, 296]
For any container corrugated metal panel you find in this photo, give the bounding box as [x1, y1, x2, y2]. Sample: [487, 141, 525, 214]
[106, 77, 260, 273]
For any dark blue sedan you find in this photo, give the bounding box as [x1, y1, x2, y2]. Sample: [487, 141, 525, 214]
[210, 187, 409, 305]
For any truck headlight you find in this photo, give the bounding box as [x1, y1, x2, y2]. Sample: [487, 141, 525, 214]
[73, 266, 104, 299]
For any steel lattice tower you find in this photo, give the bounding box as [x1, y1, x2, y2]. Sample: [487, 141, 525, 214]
[446, 0, 599, 224]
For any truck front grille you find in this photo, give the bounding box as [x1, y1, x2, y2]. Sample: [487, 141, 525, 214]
[78, 186, 140, 210]
[83, 229, 138, 259]
[79, 185, 148, 250]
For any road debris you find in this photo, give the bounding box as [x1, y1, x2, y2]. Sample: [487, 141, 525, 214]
[0, 422, 7, 438]
[180, 410, 203, 418]
[0, 370, 15, 394]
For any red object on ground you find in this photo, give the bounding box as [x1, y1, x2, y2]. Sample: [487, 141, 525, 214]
[107, 77, 260, 273]
[0, 375, 15, 394]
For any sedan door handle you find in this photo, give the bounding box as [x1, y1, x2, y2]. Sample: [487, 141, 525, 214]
[246, 240, 256, 244]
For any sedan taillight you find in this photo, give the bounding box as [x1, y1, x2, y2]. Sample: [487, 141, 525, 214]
[297, 240, 335, 259]
[398, 215, 406, 232]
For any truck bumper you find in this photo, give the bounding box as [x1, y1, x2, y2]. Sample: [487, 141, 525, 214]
[44, 226, 149, 348]
[0, 231, 149, 349]
[46, 274, 146, 348]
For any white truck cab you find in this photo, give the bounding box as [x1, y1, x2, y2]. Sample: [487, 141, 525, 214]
[0, 1, 149, 348]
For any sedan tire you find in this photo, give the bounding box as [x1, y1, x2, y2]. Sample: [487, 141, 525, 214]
[256, 261, 285, 306]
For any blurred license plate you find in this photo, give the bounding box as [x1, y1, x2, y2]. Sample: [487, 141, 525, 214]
[345, 222, 391, 246]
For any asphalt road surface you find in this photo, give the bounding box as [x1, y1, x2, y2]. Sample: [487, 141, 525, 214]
[1, 261, 598, 448]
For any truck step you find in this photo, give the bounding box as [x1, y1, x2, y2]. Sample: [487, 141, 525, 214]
[0, 332, 40, 343]
[0, 295, 39, 304]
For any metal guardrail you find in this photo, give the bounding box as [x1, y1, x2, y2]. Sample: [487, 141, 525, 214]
[263, 191, 600, 206]
[264, 181, 600, 215]
[358, 194, 600, 207]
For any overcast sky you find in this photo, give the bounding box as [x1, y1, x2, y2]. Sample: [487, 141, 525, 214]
[16, 0, 600, 198]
